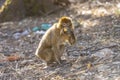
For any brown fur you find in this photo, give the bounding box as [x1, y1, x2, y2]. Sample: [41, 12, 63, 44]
[35, 16, 76, 66]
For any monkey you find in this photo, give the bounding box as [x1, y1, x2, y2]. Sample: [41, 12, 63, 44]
[35, 16, 76, 66]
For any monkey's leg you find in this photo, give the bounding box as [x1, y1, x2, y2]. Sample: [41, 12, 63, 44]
[46, 50, 57, 66]
[35, 48, 55, 65]
[51, 44, 65, 65]
[58, 45, 65, 62]
[54, 53, 61, 65]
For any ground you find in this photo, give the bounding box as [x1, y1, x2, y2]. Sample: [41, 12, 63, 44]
[0, 1, 120, 80]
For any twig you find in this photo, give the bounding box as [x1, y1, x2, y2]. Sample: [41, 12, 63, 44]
[66, 44, 118, 55]
[91, 44, 118, 53]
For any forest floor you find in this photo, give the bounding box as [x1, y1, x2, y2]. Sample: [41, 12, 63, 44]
[0, 0, 120, 80]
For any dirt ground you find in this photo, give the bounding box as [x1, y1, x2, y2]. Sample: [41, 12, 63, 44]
[0, 0, 120, 80]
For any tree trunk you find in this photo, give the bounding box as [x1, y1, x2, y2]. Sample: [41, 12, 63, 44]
[0, 0, 70, 23]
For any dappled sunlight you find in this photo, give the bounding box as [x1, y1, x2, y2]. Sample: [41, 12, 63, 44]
[79, 19, 99, 29]
[70, 1, 120, 31]
[71, 1, 120, 17]
[0, 0, 120, 80]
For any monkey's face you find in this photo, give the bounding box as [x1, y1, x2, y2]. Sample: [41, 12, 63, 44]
[59, 17, 74, 30]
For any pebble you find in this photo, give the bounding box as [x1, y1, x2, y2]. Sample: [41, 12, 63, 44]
[13, 30, 30, 39]
[35, 30, 46, 35]
[92, 48, 114, 58]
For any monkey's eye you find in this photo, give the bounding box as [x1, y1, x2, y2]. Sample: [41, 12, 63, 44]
[63, 23, 72, 27]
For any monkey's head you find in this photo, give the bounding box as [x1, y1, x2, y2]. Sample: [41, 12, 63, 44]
[58, 16, 76, 45]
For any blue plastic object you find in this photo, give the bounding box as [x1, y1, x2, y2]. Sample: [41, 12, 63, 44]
[32, 27, 40, 32]
[41, 23, 52, 31]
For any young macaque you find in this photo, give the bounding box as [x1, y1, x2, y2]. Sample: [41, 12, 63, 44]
[35, 16, 76, 66]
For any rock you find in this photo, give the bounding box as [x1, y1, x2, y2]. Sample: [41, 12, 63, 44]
[92, 48, 114, 58]
[35, 30, 46, 35]
[97, 65, 109, 72]
[115, 77, 120, 80]
[94, 74, 108, 80]
[117, 3, 120, 8]
[13, 32, 21, 39]
[0, 53, 6, 62]
[13, 29, 30, 39]
[21, 30, 29, 36]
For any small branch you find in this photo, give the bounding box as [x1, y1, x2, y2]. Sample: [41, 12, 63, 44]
[66, 44, 118, 56]
[91, 44, 118, 53]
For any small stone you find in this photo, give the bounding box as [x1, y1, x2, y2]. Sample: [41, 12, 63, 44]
[92, 48, 114, 58]
[21, 30, 29, 36]
[13, 32, 21, 39]
[35, 30, 46, 35]
[115, 77, 120, 80]
[97, 65, 109, 72]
